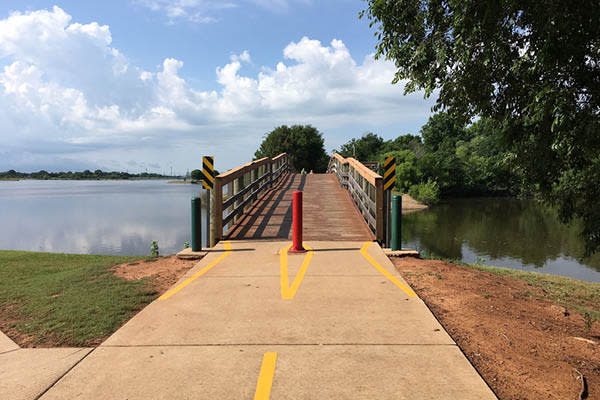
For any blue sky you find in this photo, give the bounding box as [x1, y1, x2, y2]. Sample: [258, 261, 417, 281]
[0, 1, 436, 174]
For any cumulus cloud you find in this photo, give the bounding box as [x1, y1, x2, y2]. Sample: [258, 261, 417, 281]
[0, 6, 434, 171]
[133, 0, 309, 23]
[133, 0, 235, 23]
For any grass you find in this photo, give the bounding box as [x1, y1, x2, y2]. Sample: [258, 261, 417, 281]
[423, 253, 600, 322]
[0, 250, 157, 346]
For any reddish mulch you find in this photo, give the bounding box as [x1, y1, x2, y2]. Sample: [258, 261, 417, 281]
[112, 255, 195, 293]
[391, 257, 600, 400]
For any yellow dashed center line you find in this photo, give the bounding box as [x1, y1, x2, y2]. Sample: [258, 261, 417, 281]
[253, 352, 277, 400]
[360, 242, 417, 297]
[280, 243, 313, 300]
[159, 241, 232, 300]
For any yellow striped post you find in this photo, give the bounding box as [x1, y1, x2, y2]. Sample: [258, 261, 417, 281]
[201, 156, 214, 190]
[383, 156, 396, 191]
[383, 156, 395, 247]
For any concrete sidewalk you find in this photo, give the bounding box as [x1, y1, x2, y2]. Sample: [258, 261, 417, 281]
[40, 240, 496, 399]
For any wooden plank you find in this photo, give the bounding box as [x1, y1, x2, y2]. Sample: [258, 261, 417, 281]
[223, 171, 270, 209]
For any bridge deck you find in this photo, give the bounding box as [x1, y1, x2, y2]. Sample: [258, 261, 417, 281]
[226, 173, 375, 241]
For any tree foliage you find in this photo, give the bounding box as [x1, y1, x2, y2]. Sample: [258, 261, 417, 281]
[362, 1, 600, 254]
[0, 170, 170, 180]
[337, 132, 384, 161]
[337, 113, 523, 197]
[190, 169, 202, 181]
[254, 125, 329, 172]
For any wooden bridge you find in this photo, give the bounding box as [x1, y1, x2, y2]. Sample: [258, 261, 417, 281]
[209, 153, 387, 245]
[27, 153, 497, 400]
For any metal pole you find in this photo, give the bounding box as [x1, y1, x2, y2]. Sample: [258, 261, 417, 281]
[191, 197, 202, 252]
[391, 194, 402, 251]
[289, 191, 306, 253]
[206, 189, 211, 248]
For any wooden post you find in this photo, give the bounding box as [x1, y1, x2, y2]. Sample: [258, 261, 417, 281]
[233, 177, 240, 224]
[212, 176, 223, 246]
[375, 176, 384, 243]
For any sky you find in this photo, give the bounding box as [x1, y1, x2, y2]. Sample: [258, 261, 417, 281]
[0, 1, 436, 174]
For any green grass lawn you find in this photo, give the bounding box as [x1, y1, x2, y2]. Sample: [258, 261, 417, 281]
[0, 250, 156, 346]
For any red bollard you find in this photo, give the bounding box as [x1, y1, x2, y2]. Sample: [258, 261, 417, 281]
[289, 190, 306, 253]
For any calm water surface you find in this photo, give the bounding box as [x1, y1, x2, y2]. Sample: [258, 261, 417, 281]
[0, 180, 208, 256]
[402, 198, 600, 282]
[2, 181, 599, 282]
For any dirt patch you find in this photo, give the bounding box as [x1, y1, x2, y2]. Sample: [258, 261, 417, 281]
[392, 257, 600, 400]
[0, 303, 56, 348]
[111, 255, 195, 294]
[401, 193, 428, 212]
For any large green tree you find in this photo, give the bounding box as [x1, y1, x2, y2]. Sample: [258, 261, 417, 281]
[337, 132, 384, 161]
[254, 125, 329, 172]
[362, 1, 600, 254]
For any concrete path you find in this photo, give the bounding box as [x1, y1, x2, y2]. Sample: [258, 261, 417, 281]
[41, 240, 496, 399]
[0, 347, 92, 400]
[0, 330, 19, 354]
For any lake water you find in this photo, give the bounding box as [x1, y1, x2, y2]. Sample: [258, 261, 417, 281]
[2, 181, 599, 282]
[402, 198, 600, 282]
[0, 180, 208, 256]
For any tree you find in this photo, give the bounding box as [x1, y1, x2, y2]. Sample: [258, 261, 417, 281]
[337, 132, 384, 161]
[254, 125, 329, 172]
[362, 1, 600, 254]
[190, 169, 202, 181]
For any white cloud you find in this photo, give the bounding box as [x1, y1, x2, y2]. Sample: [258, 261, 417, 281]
[230, 50, 252, 64]
[133, 0, 236, 23]
[0, 7, 434, 172]
[134, 0, 309, 23]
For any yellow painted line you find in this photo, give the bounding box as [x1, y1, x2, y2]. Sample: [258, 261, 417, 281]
[280, 243, 314, 300]
[159, 241, 232, 300]
[254, 352, 277, 400]
[384, 166, 395, 178]
[360, 242, 416, 297]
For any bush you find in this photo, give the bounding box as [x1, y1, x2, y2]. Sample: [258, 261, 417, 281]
[409, 180, 440, 206]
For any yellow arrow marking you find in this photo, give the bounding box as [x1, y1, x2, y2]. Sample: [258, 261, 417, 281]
[254, 352, 277, 400]
[159, 241, 231, 300]
[280, 243, 313, 300]
[360, 242, 416, 297]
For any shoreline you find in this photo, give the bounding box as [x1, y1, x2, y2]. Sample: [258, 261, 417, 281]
[391, 256, 600, 399]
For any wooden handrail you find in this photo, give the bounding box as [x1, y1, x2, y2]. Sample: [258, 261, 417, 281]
[211, 153, 292, 245]
[216, 157, 271, 184]
[327, 153, 385, 243]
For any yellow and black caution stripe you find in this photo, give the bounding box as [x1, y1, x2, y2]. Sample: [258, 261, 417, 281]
[201, 156, 214, 190]
[383, 156, 395, 191]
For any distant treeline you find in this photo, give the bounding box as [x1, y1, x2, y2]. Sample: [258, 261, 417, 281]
[0, 169, 175, 180]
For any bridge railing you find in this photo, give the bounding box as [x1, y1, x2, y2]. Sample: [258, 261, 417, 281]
[327, 153, 385, 242]
[211, 153, 292, 245]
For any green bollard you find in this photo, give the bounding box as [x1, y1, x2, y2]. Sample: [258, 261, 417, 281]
[191, 197, 202, 252]
[391, 194, 402, 251]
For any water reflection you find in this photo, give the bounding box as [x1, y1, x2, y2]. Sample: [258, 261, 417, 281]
[0, 180, 208, 256]
[402, 198, 600, 282]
